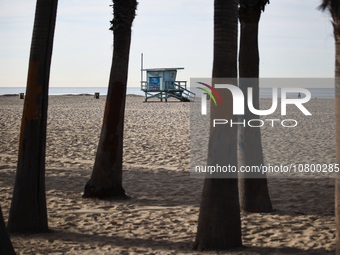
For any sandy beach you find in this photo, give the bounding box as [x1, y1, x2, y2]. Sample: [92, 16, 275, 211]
[0, 95, 336, 254]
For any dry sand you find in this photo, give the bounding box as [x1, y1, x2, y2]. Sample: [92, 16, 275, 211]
[0, 95, 336, 254]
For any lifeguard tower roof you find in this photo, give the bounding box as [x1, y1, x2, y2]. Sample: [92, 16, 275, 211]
[142, 67, 184, 72]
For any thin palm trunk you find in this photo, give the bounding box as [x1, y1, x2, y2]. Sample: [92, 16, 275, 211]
[0, 205, 15, 254]
[83, 0, 137, 199]
[7, 0, 58, 234]
[193, 0, 242, 250]
[319, 1, 340, 254]
[238, 3, 272, 212]
[335, 14, 340, 255]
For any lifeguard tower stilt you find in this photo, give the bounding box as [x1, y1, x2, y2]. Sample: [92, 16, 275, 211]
[140, 54, 195, 102]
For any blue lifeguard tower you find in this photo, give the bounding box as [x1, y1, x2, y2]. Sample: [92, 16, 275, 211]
[140, 55, 195, 102]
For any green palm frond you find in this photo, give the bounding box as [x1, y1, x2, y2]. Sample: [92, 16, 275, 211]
[239, 0, 270, 11]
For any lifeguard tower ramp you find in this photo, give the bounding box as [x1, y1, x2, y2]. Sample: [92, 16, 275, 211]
[140, 67, 195, 102]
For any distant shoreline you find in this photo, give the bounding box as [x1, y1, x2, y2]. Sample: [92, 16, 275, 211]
[0, 93, 144, 97]
[0, 87, 335, 98]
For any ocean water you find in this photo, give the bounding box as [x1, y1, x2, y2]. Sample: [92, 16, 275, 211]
[0, 87, 335, 99]
[0, 87, 144, 96]
[260, 88, 335, 99]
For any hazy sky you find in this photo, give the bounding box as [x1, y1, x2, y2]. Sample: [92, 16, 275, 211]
[0, 0, 335, 88]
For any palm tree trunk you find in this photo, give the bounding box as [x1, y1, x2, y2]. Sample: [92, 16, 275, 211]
[83, 0, 137, 199]
[334, 20, 340, 255]
[7, 0, 58, 234]
[318, 2, 340, 253]
[0, 205, 15, 254]
[193, 0, 242, 250]
[238, 6, 272, 212]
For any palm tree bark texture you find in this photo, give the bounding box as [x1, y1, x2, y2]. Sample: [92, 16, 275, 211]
[193, 0, 242, 251]
[0, 205, 15, 254]
[319, 1, 340, 254]
[7, 0, 58, 234]
[238, 0, 273, 212]
[83, 0, 138, 199]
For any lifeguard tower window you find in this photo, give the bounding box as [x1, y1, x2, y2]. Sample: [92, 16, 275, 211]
[140, 67, 195, 102]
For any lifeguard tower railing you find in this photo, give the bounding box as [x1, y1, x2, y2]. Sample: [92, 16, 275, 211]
[140, 67, 195, 102]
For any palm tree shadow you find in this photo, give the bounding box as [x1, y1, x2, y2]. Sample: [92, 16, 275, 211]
[267, 178, 334, 217]
[20, 229, 334, 254]
[1, 166, 335, 217]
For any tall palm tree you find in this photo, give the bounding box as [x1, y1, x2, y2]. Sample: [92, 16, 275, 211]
[319, 1, 340, 254]
[238, 0, 273, 213]
[0, 205, 15, 254]
[7, 0, 58, 233]
[193, 0, 242, 250]
[83, 0, 138, 198]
